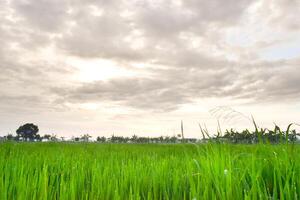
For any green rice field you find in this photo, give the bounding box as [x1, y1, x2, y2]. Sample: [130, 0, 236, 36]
[0, 142, 299, 199]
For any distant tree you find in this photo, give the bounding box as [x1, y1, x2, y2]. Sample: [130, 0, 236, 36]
[158, 136, 164, 143]
[16, 123, 39, 141]
[35, 134, 42, 141]
[131, 135, 138, 143]
[81, 134, 91, 142]
[136, 137, 149, 143]
[164, 136, 171, 143]
[43, 134, 51, 141]
[170, 136, 178, 143]
[5, 134, 14, 141]
[124, 137, 130, 143]
[110, 135, 119, 143]
[96, 136, 106, 143]
[50, 134, 58, 141]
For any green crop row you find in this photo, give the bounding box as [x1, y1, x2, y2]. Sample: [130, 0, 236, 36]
[0, 142, 299, 199]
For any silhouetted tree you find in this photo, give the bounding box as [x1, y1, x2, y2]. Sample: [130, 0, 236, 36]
[43, 134, 51, 141]
[16, 123, 39, 141]
[131, 135, 138, 143]
[50, 134, 58, 141]
[81, 134, 91, 142]
[159, 136, 164, 143]
[170, 136, 178, 143]
[35, 134, 42, 141]
[96, 136, 106, 142]
[5, 134, 14, 141]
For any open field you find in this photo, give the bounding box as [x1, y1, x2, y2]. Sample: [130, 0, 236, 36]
[0, 142, 299, 200]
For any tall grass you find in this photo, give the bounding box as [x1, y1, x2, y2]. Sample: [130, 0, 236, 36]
[0, 142, 299, 199]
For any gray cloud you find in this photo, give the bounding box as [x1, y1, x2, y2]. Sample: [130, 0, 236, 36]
[268, 0, 300, 31]
[50, 58, 300, 111]
[56, 0, 255, 62]
[0, 0, 300, 136]
[11, 0, 69, 32]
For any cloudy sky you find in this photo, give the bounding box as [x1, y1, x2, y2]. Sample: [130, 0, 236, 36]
[1, 0, 300, 138]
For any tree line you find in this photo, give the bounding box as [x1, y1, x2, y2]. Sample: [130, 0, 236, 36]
[1, 123, 299, 144]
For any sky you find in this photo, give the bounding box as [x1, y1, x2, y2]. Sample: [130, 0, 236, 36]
[0, 0, 300, 138]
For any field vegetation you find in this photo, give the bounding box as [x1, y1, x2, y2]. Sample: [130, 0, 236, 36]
[0, 142, 299, 199]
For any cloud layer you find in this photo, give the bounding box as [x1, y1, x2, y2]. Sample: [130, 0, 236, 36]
[1, 0, 300, 136]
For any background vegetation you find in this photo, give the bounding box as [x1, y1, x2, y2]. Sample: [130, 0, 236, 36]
[1, 122, 300, 144]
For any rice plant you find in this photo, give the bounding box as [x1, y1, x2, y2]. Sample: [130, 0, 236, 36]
[0, 142, 299, 199]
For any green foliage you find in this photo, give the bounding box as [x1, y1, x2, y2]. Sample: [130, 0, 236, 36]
[216, 123, 299, 144]
[16, 123, 40, 141]
[0, 143, 299, 199]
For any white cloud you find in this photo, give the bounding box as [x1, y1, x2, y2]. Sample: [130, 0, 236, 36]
[0, 0, 300, 136]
